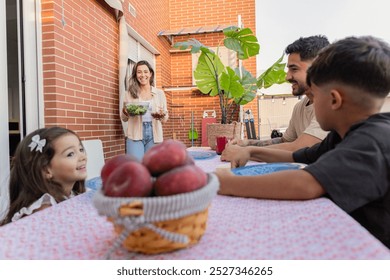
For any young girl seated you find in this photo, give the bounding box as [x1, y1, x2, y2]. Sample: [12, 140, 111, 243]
[0, 127, 87, 225]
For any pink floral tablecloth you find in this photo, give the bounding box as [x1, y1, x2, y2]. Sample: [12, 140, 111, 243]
[0, 191, 389, 260]
[0, 148, 389, 260]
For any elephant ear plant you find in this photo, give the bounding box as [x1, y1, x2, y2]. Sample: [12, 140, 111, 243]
[257, 53, 287, 90]
[174, 26, 260, 124]
[174, 26, 287, 124]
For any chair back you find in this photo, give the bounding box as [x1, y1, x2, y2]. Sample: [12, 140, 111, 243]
[82, 139, 105, 180]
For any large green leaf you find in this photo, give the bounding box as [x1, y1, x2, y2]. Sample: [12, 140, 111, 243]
[262, 70, 287, 89]
[234, 67, 257, 104]
[173, 39, 214, 55]
[173, 27, 262, 123]
[223, 26, 260, 60]
[257, 53, 287, 89]
[220, 67, 244, 98]
[235, 91, 256, 105]
[194, 52, 225, 96]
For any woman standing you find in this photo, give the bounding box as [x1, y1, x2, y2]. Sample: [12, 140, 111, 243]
[121, 60, 168, 160]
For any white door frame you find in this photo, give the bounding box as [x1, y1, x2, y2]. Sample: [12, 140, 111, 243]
[23, 0, 44, 132]
[0, 0, 10, 218]
[0, 0, 43, 217]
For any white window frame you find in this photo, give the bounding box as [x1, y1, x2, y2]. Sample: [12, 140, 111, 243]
[126, 24, 159, 79]
[23, 0, 44, 132]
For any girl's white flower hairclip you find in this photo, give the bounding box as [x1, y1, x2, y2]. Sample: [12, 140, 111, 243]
[28, 134, 46, 153]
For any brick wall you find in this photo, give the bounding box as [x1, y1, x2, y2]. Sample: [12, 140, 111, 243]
[40, 0, 256, 160]
[41, 0, 124, 158]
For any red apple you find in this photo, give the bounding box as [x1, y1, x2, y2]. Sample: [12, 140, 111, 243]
[185, 153, 195, 165]
[142, 140, 188, 176]
[104, 161, 153, 197]
[153, 164, 207, 196]
[101, 154, 138, 187]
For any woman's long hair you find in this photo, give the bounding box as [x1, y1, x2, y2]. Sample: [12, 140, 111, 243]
[0, 127, 86, 225]
[127, 60, 155, 99]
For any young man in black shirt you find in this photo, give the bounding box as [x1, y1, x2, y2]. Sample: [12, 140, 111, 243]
[216, 36, 390, 248]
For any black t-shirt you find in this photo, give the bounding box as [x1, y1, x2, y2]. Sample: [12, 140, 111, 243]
[293, 113, 390, 248]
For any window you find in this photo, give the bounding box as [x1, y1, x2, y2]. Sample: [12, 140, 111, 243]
[126, 35, 155, 88]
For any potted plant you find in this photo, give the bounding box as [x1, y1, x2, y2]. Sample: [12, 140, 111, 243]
[174, 26, 286, 148]
[174, 26, 259, 125]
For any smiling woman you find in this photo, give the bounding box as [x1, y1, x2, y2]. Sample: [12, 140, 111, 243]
[120, 60, 169, 161]
[0, 127, 87, 226]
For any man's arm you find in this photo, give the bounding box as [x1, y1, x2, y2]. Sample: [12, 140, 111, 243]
[220, 144, 295, 168]
[215, 168, 325, 200]
[266, 133, 322, 151]
[234, 133, 322, 152]
[232, 137, 283, 147]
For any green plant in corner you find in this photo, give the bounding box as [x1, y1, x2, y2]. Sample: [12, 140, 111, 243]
[174, 26, 259, 124]
[174, 26, 288, 124]
[257, 53, 287, 90]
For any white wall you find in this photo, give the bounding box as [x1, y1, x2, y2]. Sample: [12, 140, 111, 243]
[255, 0, 390, 94]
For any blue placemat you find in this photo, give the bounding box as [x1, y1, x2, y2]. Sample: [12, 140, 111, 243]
[188, 150, 217, 160]
[232, 162, 306, 176]
[85, 176, 102, 191]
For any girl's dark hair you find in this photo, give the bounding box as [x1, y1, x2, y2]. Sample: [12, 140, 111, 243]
[128, 60, 155, 98]
[1, 127, 86, 225]
[307, 36, 390, 97]
[285, 35, 330, 61]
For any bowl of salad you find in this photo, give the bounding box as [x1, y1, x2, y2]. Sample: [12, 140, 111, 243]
[124, 101, 149, 116]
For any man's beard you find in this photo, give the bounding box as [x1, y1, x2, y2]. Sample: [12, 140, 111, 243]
[289, 79, 307, 96]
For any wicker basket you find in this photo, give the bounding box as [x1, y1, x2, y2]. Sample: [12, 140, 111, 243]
[207, 122, 242, 150]
[93, 173, 219, 257]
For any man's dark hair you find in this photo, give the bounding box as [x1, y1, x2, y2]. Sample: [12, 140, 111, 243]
[285, 35, 330, 61]
[307, 36, 390, 98]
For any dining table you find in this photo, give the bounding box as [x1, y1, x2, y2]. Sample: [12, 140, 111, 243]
[0, 147, 389, 260]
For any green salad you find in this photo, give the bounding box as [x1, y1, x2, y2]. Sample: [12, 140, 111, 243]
[126, 104, 147, 115]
